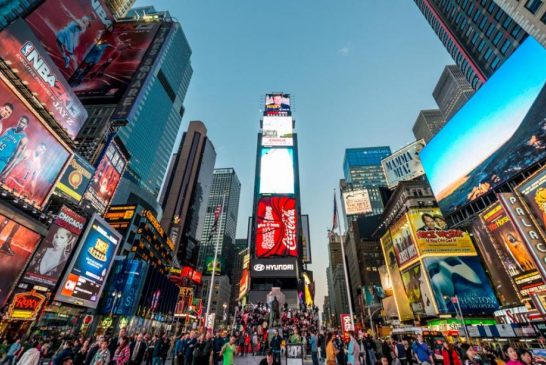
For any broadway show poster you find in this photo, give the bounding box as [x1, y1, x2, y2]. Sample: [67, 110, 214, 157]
[517, 165, 546, 231]
[401, 264, 436, 316]
[0, 77, 71, 209]
[423, 255, 500, 314]
[390, 214, 418, 269]
[53, 154, 95, 204]
[380, 231, 413, 321]
[0, 214, 41, 307]
[255, 197, 297, 257]
[70, 21, 160, 101]
[23, 206, 86, 288]
[26, 0, 113, 79]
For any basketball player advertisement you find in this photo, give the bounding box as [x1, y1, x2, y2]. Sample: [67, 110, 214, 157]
[69, 21, 161, 101]
[0, 214, 42, 307]
[25, 0, 113, 79]
[0, 77, 71, 209]
[255, 197, 298, 257]
[0, 19, 88, 140]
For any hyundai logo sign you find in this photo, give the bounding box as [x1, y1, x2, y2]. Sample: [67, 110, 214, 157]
[254, 264, 265, 272]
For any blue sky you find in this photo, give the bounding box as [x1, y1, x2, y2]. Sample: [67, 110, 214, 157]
[134, 0, 454, 311]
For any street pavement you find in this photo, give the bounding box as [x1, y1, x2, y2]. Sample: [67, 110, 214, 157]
[163, 355, 313, 365]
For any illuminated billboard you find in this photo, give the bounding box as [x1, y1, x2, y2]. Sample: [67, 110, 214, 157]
[401, 264, 436, 316]
[0, 19, 88, 139]
[517, 165, 546, 231]
[0, 76, 71, 209]
[82, 137, 128, 215]
[205, 257, 224, 275]
[420, 38, 546, 214]
[23, 206, 86, 288]
[26, 0, 113, 79]
[264, 93, 290, 116]
[55, 214, 121, 308]
[259, 147, 294, 194]
[342, 189, 372, 215]
[104, 205, 137, 237]
[262, 116, 293, 146]
[70, 21, 160, 102]
[390, 214, 418, 268]
[381, 139, 426, 189]
[301, 214, 311, 264]
[53, 154, 95, 204]
[423, 255, 500, 314]
[255, 197, 297, 257]
[0, 214, 41, 307]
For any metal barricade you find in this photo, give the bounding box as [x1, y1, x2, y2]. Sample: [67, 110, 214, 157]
[286, 344, 304, 365]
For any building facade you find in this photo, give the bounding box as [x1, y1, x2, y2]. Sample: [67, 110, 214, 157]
[493, 0, 546, 48]
[343, 147, 391, 186]
[433, 65, 475, 121]
[412, 109, 446, 143]
[200, 275, 232, 326]
[105, 0, 136, 18]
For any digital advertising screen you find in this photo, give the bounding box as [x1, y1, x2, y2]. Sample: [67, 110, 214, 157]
[53, 153, 95, 204]
[83, 138, 128, 215]
[517, 164, 546, 231]
[259, 147, 295, 195]
[342, 189, 372, 215]
[381, 139, 426, 189]
[255, 196, 297, 257]
[104, 205, 137, 238]
[0, 76, 72, 209]
[0, 19, 88, 139]
[262, 116, 293, 147]
[70, 21, 161, 101]
[55, 214, 121, 308]
[205, 256, 224, 275]
[390, 214, 418, 269]
[423, 255, 500, 314]
[100, 259, 148, 316]
[23, 205, 86, 288]
[401, 264, 436, 316]
[419, 38, 546, 215]
[26, 0, 113, 79]
[0, 214, 42, 307]
[264, 93, 291, 116]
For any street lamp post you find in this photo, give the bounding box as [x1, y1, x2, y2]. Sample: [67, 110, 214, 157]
[110, 291, 122, 316]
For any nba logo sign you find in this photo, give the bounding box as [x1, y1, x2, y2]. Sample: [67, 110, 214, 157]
[20, 41, 34, 57]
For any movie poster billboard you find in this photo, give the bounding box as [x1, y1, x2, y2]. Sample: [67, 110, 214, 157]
[0, 214, 42, 307]
[419, 38, 546, 214]
[70, 21, 161, 102]
[262, 116, 293, 147]
[0, 76, 72, 209]
[55, 214, 121, 308]
[390, 214, 418, 269]
[380, 231, 413, 321]
[259, 148, 294, 195]
[83, 138, 128, 215]
[401, 264, 437, 316]
[423, 255, 500, 314]
[381, 139, 426, 189]
[0, 19, 88, 139]
[53, 154, 95, 204]
[342, 189, 372, 215]
[264, 93, 290, 116]
[255, 197, 297, 257]
[517, 165, 546, 231]
[407, 208, 476, 256]
[23, 206, 86, 288]
[25, 0, 113, 79]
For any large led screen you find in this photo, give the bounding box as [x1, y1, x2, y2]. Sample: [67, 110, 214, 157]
[70, 21, 161, 101]
[26, 0, 113, 79]
[55, 214, 121, 308]
[0, 214, 41, 307]
[0, 77, 71, 209]
[262, 116, 293, 146]
[264, 93, 290, 116]
[259, 147, 294, 194]
[255, 197, 297, 257]
[53, 153, 95, 204]
[0, 19, 88, 140]
[381, 139, 425, 189]
[420, 38, 546, 214]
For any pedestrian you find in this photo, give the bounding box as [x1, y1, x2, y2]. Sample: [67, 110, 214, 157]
[173, 334, 185, 365]
[90, 339, 110, 365]
[160, 334, 170, 365]
[1, 339, 21, 365]
[309, 331, 319, 365]
[259, 350, 275, 365]
[333, 333, 346, 365]
[220, 336, 237, 365]
[74, 339, 90, 365]
[325, 333, 336, 365]
[113, 336, 131, 365]
[269, 330, 281, 365]
[520, 349, 543, 365]
[347, 332, 360, 365]
[365, 336, 377, 365]
[503, 345, 523, 365]
[212, 332, 225, 365]
[442, 342, 461, 365]
[411, 335, 433, 365]
[192, 334, 212, 365]
[394, 337, 407, 365]
[465, 347, 484, 365]
[184, 332, 197, 365]
[16, 341, 40, 365]
[130, 333, 147, 365]
[54, 340, 74, 365]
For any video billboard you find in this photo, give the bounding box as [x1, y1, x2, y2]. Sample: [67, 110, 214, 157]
[104, 205, 137, 238]
[264, 93, 290, 116]
[382, 139, 426, 189]
[401, 264, 436, 316]
[419, 38, 546, 214]
[517, 165, 546, 231]
[100, 259, 148, 316]
[390, 214, 418, 269]
[25, 0, 113, 79]
[423, 255, 500, 314]
[0, 76, 71, 209]
[255, 197, 297, 257]
[23, 206, 86, 288]
[53, 154, 95, 204]
[55, 214, 121, 308]
[259, 147, 294, 195]
[0, 19, 88, 139]
[262, 116, 293, 147]
[342, 189, 372, 215]
[0, 214, 41, 307]
[70, 21, 161, 102]
[407, 208, 476, 256]
[205, 257, 224, 275]
[83, 138, 128, 215]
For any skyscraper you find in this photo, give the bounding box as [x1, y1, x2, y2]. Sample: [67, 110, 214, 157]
[412, 109, 446, 143]
[493, 0, 546, 48]
[343, 147, 391, 186]
[414, 0, 527, 89]
[433, 65, 475, 121]
[105, 0, 136, 18]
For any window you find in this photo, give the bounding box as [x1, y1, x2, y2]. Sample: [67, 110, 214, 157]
[502, 17, 512, 30]
[472, 32, 479, 44]
[493, 32, 503, 45]
[484, 48, 493, 61]
[542, 11, 546, 24]
[478, 39, 486, 52]
[479, 16, 487, 30]
[491, 56, 501, 70]
[486, 23, 495, 37]
[511, 25, 523, 37]
[500, 39, 511, 55]
[525, 0, 543, 14]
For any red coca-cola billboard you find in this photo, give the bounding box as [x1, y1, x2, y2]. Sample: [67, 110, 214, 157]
[255, 197, 297, 257]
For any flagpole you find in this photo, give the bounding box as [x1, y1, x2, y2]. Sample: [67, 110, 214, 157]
[334, 189, 355, 329]
[205, 193, 226, 332]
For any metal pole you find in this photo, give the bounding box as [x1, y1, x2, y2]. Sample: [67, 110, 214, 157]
[455, 295, 470, 343]
[368, 306, 374, 337]
[204, 193, 226, 332]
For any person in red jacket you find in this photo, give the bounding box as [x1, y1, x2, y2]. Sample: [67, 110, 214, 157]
[442, 342, 462, 365]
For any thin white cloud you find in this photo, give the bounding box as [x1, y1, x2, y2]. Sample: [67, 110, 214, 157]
[338, 41, 352, 56]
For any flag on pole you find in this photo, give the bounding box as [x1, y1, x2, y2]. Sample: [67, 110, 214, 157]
[207, 204, 223, 242]
[332, 191, 338, 231]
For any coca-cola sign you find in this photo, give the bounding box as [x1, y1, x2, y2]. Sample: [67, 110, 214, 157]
[255, 197, 298, 257]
